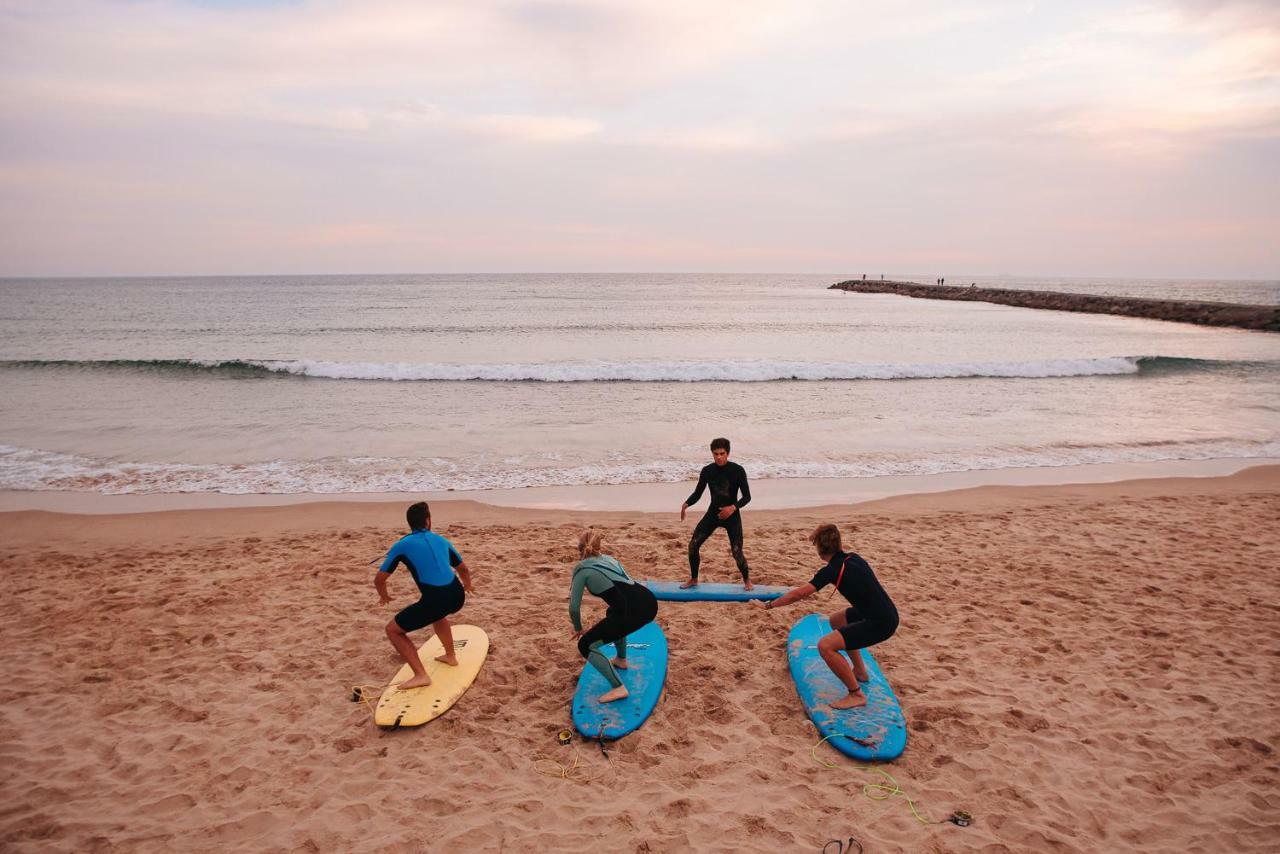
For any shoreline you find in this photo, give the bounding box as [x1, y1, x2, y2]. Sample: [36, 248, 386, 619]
[2, 455, 1277, 850]
[0, 456, 1275, 517]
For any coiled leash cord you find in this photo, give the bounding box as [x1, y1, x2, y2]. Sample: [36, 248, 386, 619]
[812, 734, 972, 828]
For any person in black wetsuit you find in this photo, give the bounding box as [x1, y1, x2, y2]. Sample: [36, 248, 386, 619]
[679, 437, 753, 590]
[756, 523, 898, 710]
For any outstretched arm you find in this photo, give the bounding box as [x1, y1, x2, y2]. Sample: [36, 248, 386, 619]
[758, 583, 817, 611]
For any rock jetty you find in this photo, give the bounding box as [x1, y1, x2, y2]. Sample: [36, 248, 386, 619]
[829, 280, 1279, 332]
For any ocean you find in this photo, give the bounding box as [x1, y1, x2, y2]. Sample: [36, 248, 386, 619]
[1, 273, 1278, 497]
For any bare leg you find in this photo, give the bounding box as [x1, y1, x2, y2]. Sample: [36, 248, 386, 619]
[386, 620, 432, 689]
[828, 610, 870, 682]
[849, 648, 871, 683]
[433, 618, 458, 665]
[818, 631, 866, 709]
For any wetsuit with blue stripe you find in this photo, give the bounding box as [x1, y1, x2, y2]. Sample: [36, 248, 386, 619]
[570, 555, 659, 688]
[380, 529, 466, 631]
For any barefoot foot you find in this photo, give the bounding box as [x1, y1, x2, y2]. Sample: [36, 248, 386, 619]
[434, 653, 459, 666]
[679, 579, 698, 589]
[598, 685, 630, 704]
[395, 673, 433, 690]
[610, 658, 629, 670]
[743, 581, 754, 591]
[830, 690, 867, 710]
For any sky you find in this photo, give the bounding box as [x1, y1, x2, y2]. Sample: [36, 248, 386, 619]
[0, 0, 1277, 278]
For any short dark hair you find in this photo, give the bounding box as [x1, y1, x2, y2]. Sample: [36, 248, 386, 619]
[406, 502, 430, 531]
[809, 523, 842, 557]
[710, 437, 730, 453]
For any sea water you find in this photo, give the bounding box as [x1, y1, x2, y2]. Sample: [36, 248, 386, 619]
[1, 273, 1277, 496]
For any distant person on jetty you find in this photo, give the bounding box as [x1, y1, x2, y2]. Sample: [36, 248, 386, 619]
[680, 437, 753, 590]
[375, 501, 475, 690]
[755, 524, 898, 710]
[569, 529, 659, 703]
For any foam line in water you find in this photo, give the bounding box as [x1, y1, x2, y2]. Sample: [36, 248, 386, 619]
[1, 355, 1257, 382]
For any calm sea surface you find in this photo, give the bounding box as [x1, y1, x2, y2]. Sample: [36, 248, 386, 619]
[1, 274, 1278, 495]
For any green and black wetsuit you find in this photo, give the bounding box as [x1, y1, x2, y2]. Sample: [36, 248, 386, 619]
[570, 555, 659, 687]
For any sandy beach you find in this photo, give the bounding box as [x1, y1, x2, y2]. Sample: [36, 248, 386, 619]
[2, 466, 1278, 852]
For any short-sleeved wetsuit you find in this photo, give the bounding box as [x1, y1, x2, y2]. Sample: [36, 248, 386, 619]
[809, 550, 898, 650]
[570, 555, 659, 688]
[685, 461, 752, 581]
[380, 529, 465, 632]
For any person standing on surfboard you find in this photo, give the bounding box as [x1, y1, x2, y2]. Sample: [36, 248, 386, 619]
[569, 529, 660, 704]
[680, 437, 753, 590]
[755, 524, 898, 710]
[375, 501, 476, 691]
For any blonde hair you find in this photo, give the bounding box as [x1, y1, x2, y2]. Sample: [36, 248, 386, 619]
[577, 528, 604, 558]
[809, 523, 843, 557]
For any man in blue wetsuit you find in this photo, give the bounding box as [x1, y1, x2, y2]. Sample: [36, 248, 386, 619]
[679, 437, 753, 590]
[374, 502, 476, 690]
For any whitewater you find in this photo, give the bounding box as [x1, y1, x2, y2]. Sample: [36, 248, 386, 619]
[1, 273, 1277, 496]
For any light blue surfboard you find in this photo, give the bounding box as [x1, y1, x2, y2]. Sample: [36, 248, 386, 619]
[787, 613, 907, 761]
[644, 580, 789, 602]
[572, 620, 668, 740]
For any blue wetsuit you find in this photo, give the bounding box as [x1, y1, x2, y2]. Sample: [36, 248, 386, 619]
[380, 529, 466, 631]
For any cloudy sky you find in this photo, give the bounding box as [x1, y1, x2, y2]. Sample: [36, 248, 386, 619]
[1, 0, 1277, 277]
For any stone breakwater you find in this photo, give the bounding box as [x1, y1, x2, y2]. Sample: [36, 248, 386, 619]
[830, 281, 1280, 332]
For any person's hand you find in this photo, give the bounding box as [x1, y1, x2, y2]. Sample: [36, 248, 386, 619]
[379, 593, 392, 605]
[717, 504, 737, 520]
[572, 629, 584, 640]
[680, 502, 688, 521]
[751, 599, 768, 610]
[464, 584, 476, 594]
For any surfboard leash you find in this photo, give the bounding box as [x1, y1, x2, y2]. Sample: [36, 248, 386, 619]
[811, 734, 972, 828]
[349, 684, 385, 711]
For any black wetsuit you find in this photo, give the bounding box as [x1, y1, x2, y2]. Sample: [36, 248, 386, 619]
[685, 461, 751, 581]
[810, 550, 898, 650]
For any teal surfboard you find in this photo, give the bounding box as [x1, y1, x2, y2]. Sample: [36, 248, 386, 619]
[787, 613, 907, 761]
[571, 621, 668, 740]
[644, 580, 788, 602]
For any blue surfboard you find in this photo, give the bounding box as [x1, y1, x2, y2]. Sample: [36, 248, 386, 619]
[571, 620, 668, 740]
[644, 580, 788, 602]
[787, 613, 907, 761]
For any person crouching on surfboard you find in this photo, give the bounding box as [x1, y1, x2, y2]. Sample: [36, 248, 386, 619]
[755, 524, 898, 710]
[569, 529, 659, 704]
[375, 501, 476, 691]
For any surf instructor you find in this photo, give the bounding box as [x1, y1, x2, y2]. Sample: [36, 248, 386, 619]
[680, 437, 753, 590]
[755, 524, 898, 710]
[375, 501, 475, 691]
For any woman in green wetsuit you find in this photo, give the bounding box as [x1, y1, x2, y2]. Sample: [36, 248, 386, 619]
[570, 529, 660, 704]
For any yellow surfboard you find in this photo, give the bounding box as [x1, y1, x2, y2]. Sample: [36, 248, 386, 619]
[374, 624, 489, 728]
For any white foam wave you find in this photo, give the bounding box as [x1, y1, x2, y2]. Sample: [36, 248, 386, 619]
[236, 356, 1145, 382]
[3, 439, 1277, 495]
